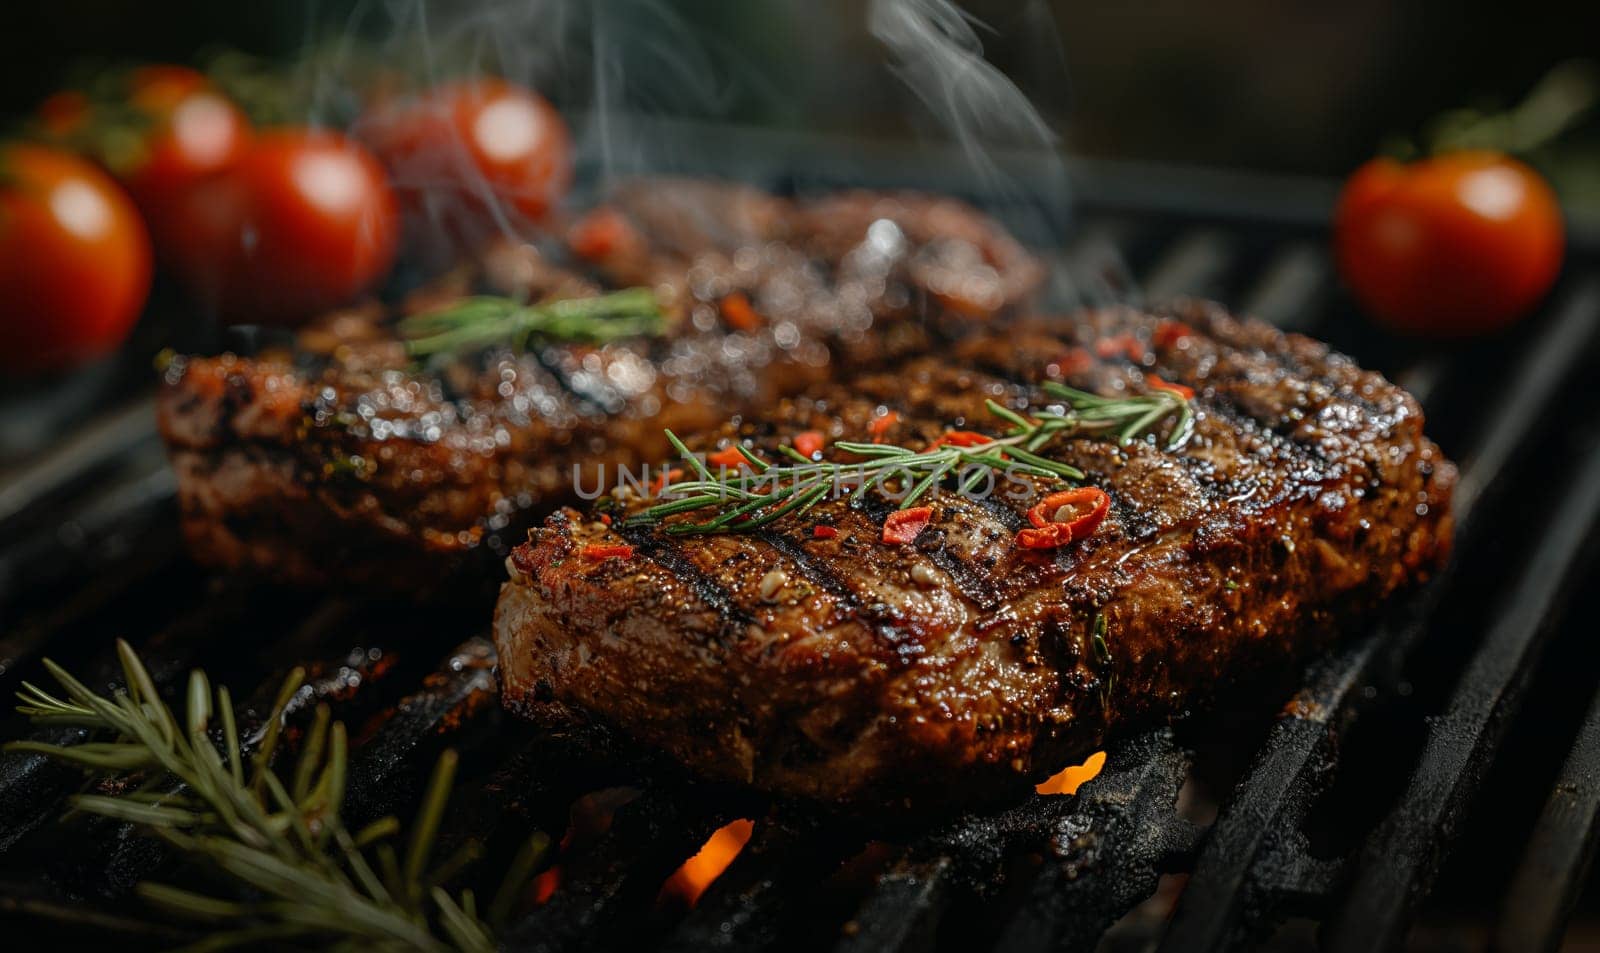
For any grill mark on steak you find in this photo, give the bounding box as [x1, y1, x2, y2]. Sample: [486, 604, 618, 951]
[158, 184, 1045, 595]
[495, 305, 1457, 809]
[612, 523, 756, 635]
[854, 495, 1007, 611]
[754, 529, 863, 607]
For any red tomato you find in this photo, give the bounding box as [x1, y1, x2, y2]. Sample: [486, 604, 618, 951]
[0, 144, 153, 373]
[1334, 152, 1564, 336]
[119, 67, 252, 256]
[361, 78, 572, 246]
[172, 129, 398, 324]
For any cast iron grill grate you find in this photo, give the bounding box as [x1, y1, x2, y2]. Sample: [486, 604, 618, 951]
[1, 159, 1598, 952]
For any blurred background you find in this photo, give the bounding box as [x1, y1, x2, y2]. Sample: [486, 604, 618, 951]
[5, 0, 1600, 183]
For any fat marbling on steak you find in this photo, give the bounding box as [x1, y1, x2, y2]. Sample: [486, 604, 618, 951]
[494, 301, 1457, 807]
[156, 182, 1043, 595]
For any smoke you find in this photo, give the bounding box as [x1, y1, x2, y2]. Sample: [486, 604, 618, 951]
[285, 0, 1073, 255]
[868, 0, 1061, 193]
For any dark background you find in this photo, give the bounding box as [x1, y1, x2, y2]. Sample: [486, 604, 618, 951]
[4, 0, 1597, 185]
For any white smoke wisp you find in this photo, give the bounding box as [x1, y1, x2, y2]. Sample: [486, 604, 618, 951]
[867, 0, 1067, 219]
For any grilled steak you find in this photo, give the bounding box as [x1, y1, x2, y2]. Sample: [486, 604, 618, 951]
[157, 182, 1042, 595]
[494, 301, 1457, 808]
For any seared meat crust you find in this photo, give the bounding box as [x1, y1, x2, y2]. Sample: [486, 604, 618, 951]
[494, 301, 1456, 807]
[157, 184, 1042, 595]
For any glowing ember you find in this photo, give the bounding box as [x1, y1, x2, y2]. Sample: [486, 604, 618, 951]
[659, 818, 755, 908]
[1035, 750, 1106, 795]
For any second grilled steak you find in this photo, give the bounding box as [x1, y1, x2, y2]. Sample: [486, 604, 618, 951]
[494, 301, 1456, 808]
[157, 182, 1043, 596]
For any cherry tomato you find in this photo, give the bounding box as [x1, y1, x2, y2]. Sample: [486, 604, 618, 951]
[361, 78, 572, 246]
[119, 66, 252, 255]
[1334, 152, 1563, 336]
[0, 144, 153, 373]
[171, 129, 398, 324]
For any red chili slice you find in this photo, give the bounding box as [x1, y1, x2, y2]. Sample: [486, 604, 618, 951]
[1055, 347, 1094, 376]
[719, 291, 763, 332]
[649, 467, 684, 495]
[927, 429, 994, 450]
[706, 445, 759, 469]
[881, 506, 933, 545]
[1019, 487, 1111, 549]
[869, 410, 900, 444]
[1095, 333, 1148, 362]
[1153, 320, 1194, 349]
[793, 430, 826, 458]
[581, 543, 634, 561]
[812, 525, 838, 540]
[567, 207, 639, 262]
[1145, 374, 1195, 400]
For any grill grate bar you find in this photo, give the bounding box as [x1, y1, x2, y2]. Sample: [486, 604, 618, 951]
[1323, 435, 1600, 952]
[500, 788, 725, 953]
[1157, 278, 1600, 953]
[1493, 682, 1600, 953]
[659, 816, 853, 953]
[1238, 243, 1329, 330]
[832, 855, 953, 953]
[995, 730, 1192, 953]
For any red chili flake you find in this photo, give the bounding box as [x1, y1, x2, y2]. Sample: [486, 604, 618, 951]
[1145, 374, 1195, 400]
[882, 506, 933, 545]
[581, 543, 635, 561]
[926, 429, 994, 450]
[649, 467, 684, 495]
[599, 513, 612, 526]
[1095, 333, 1148, 362]
[1018, 487, 1111, 550]
[1153, 320, 1194, 349]
[719, 292, 763, 332]
[793, 430, 826, 458]
[706, 445, 754, 469]
[812, 525, 839, 540]
[869, 410, 900, 444]
[1055, 347, 1095, 376]
[567, 207, 639, 261]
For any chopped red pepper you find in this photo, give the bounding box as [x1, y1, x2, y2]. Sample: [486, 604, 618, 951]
[1018, 487, 1111, 550]
[793, 430, 826, 458]
[649, 467, 684, 495]
[869, 410, 900, 444]
[882, 506, 933, 545]
[581, 543, 635, 561]
[599, 513, 612, 526]
[1153, 320, 1194, 349]
[1095, 333, 1148, 362]
[707, 445, 755, 469]
[927, 429, 994, 450]
[568, 208, 639, 262]
[719, 292, 763, 332]
[1145, 374, 1195, 400]
[1055, 347, 1095, 376]
[812, 525, 839, 540]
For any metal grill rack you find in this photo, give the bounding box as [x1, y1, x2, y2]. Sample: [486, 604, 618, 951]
[1, 149, 1598, 951]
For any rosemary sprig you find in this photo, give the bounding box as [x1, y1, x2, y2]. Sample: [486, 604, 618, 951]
[628, 383, 1192, 536]
[6, 641, 547, 952]
[398, 288, 665, 362]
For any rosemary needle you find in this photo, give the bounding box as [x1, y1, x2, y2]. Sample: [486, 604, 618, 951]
[6, 641, 548, 952]
[627, 385, 1192, 536]
[399, 288, 666, 362]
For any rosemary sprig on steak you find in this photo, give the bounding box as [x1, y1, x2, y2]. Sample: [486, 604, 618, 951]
[628, 384, 1191, 536]
[399, 288, 665, 361]
[6, 641, 548, 952]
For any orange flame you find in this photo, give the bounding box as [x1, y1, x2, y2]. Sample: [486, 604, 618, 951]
[1035, 750, 1106, 795]
[659, 818, 755, 908]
